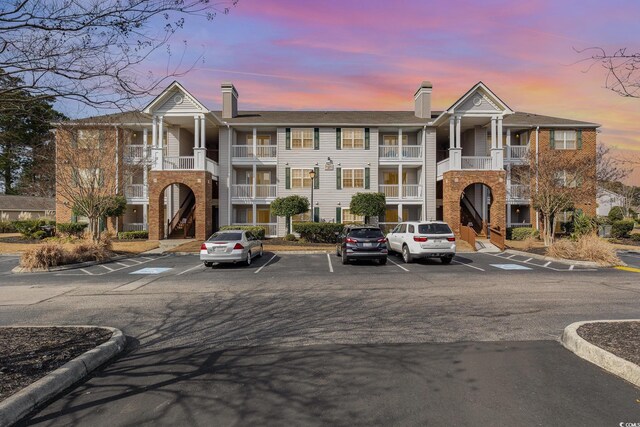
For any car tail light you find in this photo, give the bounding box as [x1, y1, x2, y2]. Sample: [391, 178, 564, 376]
[200, 243, 207, 250]
[447, 237, 456, 242]
[233, 243, 244, 250]
[413, 236, 428, 242]
[345, 237, 358, 243]
[376, 238, 386, 243]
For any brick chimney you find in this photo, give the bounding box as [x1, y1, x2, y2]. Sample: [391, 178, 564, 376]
[414, 81, 432, 119]
[221, 82, 238, 119]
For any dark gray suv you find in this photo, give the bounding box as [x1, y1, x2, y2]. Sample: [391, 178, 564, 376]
[336, 225, 388, 265]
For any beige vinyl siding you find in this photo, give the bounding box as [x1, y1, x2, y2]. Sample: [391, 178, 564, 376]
[424, 127, 436, 220]
[155, 91, 202, 114]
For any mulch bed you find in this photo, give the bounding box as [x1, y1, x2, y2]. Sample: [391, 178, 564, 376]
[505, 245, 547, 256]
[577, 322, 640, 366]
[0, 327, 112, 401]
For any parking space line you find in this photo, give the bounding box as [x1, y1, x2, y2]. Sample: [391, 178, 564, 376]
[176, 263, 205, 275]
[326, 253, 334, 273]
[543, 262, 551, 267]
[569, 265, 575, 270]
[140, 256, 154, 261]
[127, 259, 143, 264]
[116, 262, 131, 268]
[506, 255, 516, 259]
[255, 254, 277, 274]
[524, 258, 533, 262]
[80, 268, 93, 275]
[480, 252, 597, 272]
[451, 259, 485, 271]
[99, 265, 114, 271]
[388, 258, 409, 272]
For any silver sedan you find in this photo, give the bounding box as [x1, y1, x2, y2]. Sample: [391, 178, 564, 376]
[200, 230, 263, 267]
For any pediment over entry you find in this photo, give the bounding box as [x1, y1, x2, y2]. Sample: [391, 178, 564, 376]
[143, 81, 209, 116]
[447, 82, 513, 115]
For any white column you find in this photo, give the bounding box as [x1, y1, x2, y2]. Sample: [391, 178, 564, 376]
[252, 127, 257, 158]
[506, 128, 511, 160]
[252, 163, 257, 200]
[151, 116, 164, 170]
[152, 116, 157, 147]
[497, 117, 503, 149]
[398, 128, 403, 160]
[507, 205, 512, 228]
[490, 116, 497, 149]
[449, 117, 455, 149]
[143, 203, 148, 228]
[194, 115, 206, 170]
[200, 115, 206, 149]
[398, 164, 403, 200]
[455, 116, 462, 149]
[194, 115, 200, 149]
[449, 116, 462, 170]
[158, 116, 164, 148]
[252, 204, 257, 226]
[398, 203, 403, 223]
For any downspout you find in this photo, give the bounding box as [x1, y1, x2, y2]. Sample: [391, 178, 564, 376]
[422, 125, 427, 221]
[115, 125, 119, 234]
[535, 126, 539, 231]
[225, 121, 232, 227]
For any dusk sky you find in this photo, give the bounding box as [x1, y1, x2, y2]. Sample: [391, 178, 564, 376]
[143, 0, 639, 181]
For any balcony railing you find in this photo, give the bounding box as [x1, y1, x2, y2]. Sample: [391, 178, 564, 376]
[232, 145, 277, 159]
[461, 156, 492, 170]
[163, 156, 194, 170]
[256, 145, 277, 158]
[124, 145, 149, 160]
[379, 146, 399, 159]
[379, 145, 422, 160]
[437, 158, 450, 179]
[379, 184, 399, 198]
[125, 184, 146, 199]
[232, 184, 277, 199]
[402, 146, 422, 159]
[378, 184, 422, 199]
[508, 184, 530, 200]
[505, 145, 529, 161]
[123, 223, 148, 232]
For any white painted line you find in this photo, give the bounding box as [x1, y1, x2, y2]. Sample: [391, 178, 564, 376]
[255, 254, 277, 274]
[452, 260, 485, 271]
[127, 259, 143, 264]
[569, 265, 575, 270]
[506, 254, 516, 259]
[177, 263, 204, 275]
[116, 262, 131, 268]
[140, 256, 154, 260]
[543, 261, 551, 267]
[524, 258, 533, 262]
[80, 268, 93, 275]
[99, 264, 114, 271]
[388, 258, 409, 272]
[326, 253, 334, 273]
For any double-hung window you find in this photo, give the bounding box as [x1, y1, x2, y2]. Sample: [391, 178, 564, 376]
[342, 168, 364, 188]
[342, 208, 364, 224]
[555, 170, 578, 188]
[291, 168, 314, 188]
[291, 128, 314, 149]
[342, 128, 365, 149]
[382, 135, 407, 145]
[554, 130, 577, 150]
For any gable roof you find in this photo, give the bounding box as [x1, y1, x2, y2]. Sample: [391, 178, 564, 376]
[0, 195, 55, 211]
[215, 110, 441, 125]
[446, 81, 514, 114]
[142, 81, 209, 114]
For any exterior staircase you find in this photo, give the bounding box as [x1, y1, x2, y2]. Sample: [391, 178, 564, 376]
[167, 193, 196, 239]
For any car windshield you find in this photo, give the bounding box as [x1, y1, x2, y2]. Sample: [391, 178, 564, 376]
[348, 228, 384, 238]
[418, 224, 452, 234]
[208, 232, 242, 241]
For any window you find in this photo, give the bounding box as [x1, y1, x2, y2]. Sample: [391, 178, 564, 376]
[407, 224, 415, 233]
[555, 170, 578, 188]
[74, 168, 103, 187]
[418, 223, 453, 234]
[342, 128, 364, 149]
[291, 128, 313, 149]
[76, 129, 105, 149]
[554, 130, 577, 150]
[291, 168, 314, 188]
[342, 168, 364, 188]
[342, 208, 364, 224]
[208, 232, 242, 241]
[383, 135, 408, 145]
[347, 228, 384, 238]
[246, 135, 272, 145]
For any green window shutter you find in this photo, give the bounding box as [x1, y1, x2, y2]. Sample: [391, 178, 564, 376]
[364, 128, 370, 150]
[286, 128, 291, 150]
[285, 167, 291, 189]
[314, 207, 320, 222]
[577, 130, 583, 149]
[365, 167, 370, 189]
[336, 128, 341, 150]
[336, 207, 341, 223]
[314, 166, 320, 189]
[314, 128, 320, 150]
[336, 167, 342, 189]
[549, 129, 555, 149]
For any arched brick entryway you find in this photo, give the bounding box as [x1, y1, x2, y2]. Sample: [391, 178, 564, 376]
[148, 171, 212, 241]
[442, 170, 506, 237]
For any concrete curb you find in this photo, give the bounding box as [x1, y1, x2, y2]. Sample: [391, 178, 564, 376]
[560, 320, 640, 388]
[0, 326, 126, 427]
[11, 255, 127, 274]
[504, 249, 610, 268]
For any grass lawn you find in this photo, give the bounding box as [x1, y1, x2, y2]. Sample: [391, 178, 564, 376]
[0, 233, 159, 255]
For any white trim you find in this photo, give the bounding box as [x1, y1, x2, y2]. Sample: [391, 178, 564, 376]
[341, 167, 366, 189]
[341, 127, 366, 150]
[142, 81, 209, 114]
[290, 168, 314, 189]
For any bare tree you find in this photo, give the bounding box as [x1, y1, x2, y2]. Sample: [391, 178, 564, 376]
[596, 143, 631, 194]
[578, 47, 640, 98]
[0, 0, 238, 110]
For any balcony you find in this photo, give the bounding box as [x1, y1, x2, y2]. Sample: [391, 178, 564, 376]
[232, 145, 277, 162]
[124, 145, 151, 163]
[505, 145, 529, 163]
[125, 184, 147, 200]
[231, 184, 277, 199]
[379, 184, 422, 200]
[379, 145, 422, 161]
[123, 223, 148, 232]
[507, 184, 530, 203]
[461, 156, 492, 170]
[163, 156, 194, 170]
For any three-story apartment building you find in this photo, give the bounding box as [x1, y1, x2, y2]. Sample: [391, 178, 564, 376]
[55, 80, 598, 241]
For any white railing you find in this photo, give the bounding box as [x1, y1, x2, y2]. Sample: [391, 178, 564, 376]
[124, 144, 151, 160]
[403, 184, 422, 199]
[256, 145, 277, 158]
[379, 145, 399, 159]
[508, 222, 532, 228]
[232, 184, 277, 198]
[508, 184, 530, 200]
[232, 145, 252, 158]
[163, 156, 194, 170]
[436, 158, 450, 178]
[379, 184, 399, 198]
[125, 184, 146, 199]
[233, 223, 278, 237]
[232, 184, 253, 198]
[123, 223, 148, 232]
[255, 184, 277, 198]
[461, 156, 492, 170]
[506, 145, 529, 160]
[206, 158, 219, 177]
[232, 145, 277, 159]
[402, 146, 422, 159]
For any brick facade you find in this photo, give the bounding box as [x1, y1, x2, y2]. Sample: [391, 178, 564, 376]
[148, 171, 213, 241]
[442, 170, 507, 237]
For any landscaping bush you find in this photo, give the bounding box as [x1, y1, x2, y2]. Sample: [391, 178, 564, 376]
[547, 234, 619, 266]
[608, 206, 624, 222]
[572, 212, 596, 240]
[292, 222, 343, 243]
[57, 222, 88, 237]
[0, 221, 17, 233]
[611, 220, 635, 239]
[20, 243, 68, 270]
[117, 230, 149, 240]
[219, 225, 266, 240]
[510, 227, 538, 241]
[631, 233, 640, 242]
[70, 242, 111, 263]
[13, 219, 53, 239]
[284, 233, 297, 242]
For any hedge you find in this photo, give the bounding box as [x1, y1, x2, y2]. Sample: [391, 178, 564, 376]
[608, 206, 624, 222]
[0, 221, 16, 233]
[611, 220, 635, 239]
[13, 219, 55, 239]
[510, 227, 539, 241]
[57, 222, 88, 237]
[219, 225, 266, 240]
[292, 222, 343, 243]
[117, 230, 149, 240]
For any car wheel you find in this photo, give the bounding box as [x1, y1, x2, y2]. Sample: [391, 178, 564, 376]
[379, 258, 387, 265]
[258, 245, 264, 257]
[203, 262, 213, 268]
[402, 245, 412, 263]
[441, 255, 453, 264]
[246, 251, 252, 266]
[341, 250, 349, 265]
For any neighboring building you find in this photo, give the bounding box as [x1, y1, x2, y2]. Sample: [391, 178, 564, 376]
[597, 188, 626, 216]
[54, 80, 599, 240]
[0, 195, 55, 220]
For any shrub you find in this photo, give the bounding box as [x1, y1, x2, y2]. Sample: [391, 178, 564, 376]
[349, 192, 386, 223]
[57, 222, 88, 237]
[511, 227, 538, 241]
[70, 242, 111, 263]
[572, 212, 596, 240]
[117, 230, 149, 240]
[547, 234, 619, 266]
[219, 225, 266, 240]
[631, 233, 640, 242]
[0, 221, 17, 233]
[270, 195, 309, 234]
[20, 243, 68, 270]
[284, 233, 297, 242]
[608, 206, 624, 222]
[611, 220, 634, 239]
[13, 219, 51, 239]
[292, 222, 343, 243]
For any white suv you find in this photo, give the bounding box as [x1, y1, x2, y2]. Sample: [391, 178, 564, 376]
[386, 221, 456, 264]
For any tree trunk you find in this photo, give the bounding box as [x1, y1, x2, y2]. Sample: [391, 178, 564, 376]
[285, 216, 290, 235]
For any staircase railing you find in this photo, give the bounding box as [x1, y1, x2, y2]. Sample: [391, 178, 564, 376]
[459, 225, 477, 251]
[489, 226, 505, 251]
[168, 192, 195, 236]
[460, 193, 485, 234]
[182, 203, 196, 238]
